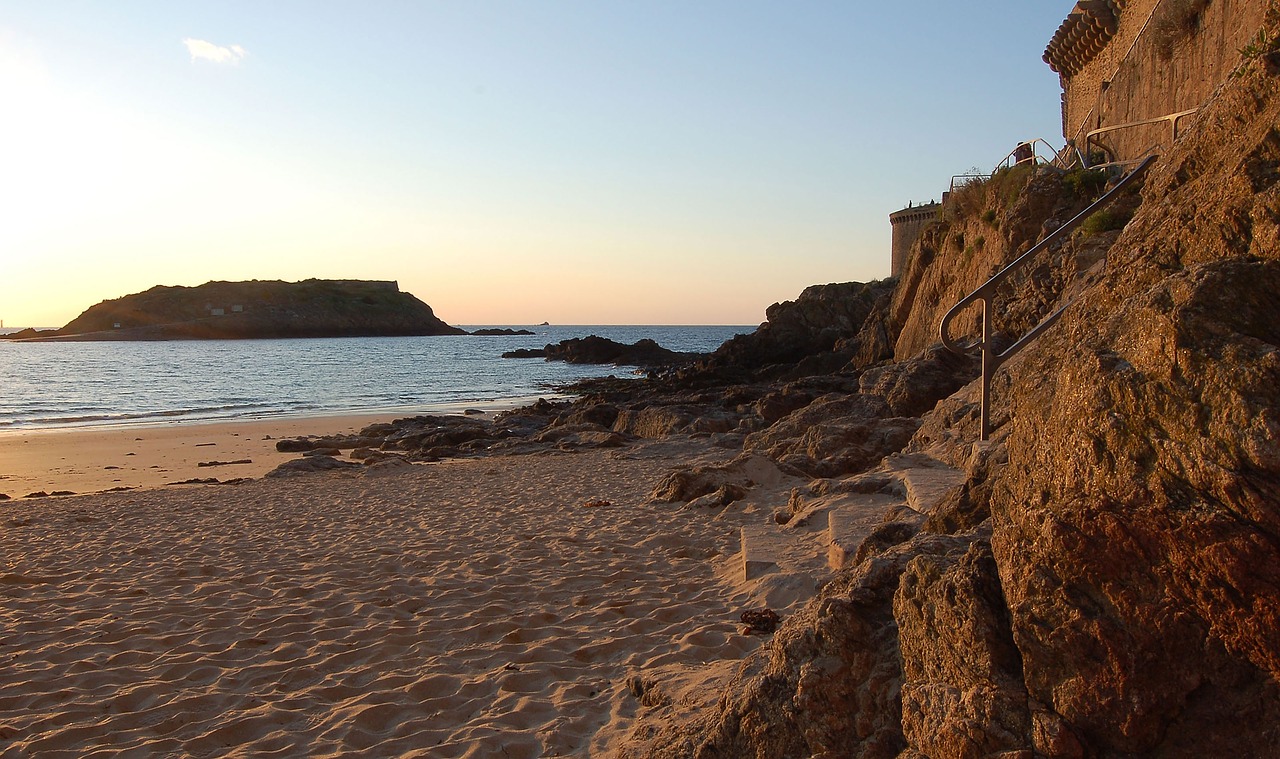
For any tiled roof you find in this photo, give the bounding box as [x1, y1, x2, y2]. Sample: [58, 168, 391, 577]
[1043, 0, 1127, 76]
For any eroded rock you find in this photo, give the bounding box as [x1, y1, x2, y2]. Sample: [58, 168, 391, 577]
[744, 394, 919, 478]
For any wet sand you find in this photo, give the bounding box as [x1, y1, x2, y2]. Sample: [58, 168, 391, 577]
[0, 414, 436, 497]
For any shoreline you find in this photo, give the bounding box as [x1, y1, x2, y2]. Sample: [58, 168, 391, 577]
[0, 393, 564, 437]
[0, 397, 549, 498]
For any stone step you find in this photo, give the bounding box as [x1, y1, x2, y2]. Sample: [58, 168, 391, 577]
[740, 525, 788, 581]
[826, 493, 908, 571]
[878, 453, 968, 516]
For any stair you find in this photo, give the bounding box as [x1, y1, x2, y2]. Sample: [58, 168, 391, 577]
[896, 462, 968, 516]
[738, 455, 970, 583]
[826, 493, 908, 571]
[739, 525, 787, 581]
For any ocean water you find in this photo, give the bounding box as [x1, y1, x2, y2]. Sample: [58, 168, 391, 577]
[0, 326, 750, 432]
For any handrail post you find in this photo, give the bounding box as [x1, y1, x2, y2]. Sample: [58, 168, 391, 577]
[981, 298, 993, 440]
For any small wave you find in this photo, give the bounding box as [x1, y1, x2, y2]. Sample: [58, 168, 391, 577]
[0, 402, 289, 430]
[0, 326, 748, 432]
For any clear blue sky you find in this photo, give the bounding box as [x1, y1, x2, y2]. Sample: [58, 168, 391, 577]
[0, 1, 1071, 327]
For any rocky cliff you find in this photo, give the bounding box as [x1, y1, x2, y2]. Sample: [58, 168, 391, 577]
[609, 13, 1280, 757]
[14, 279, 464, 340]
[985, 48, 1280, 754]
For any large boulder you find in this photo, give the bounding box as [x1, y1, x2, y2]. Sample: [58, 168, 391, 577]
[265, 456, 362, 478]
[894, 535, 1032, 758]
[857, 343, 979, 418]
[613, 405, 738, 439]
[692, 280, 897, 382]
[649, 453, 787, 503]
[744, 394, 919, 478]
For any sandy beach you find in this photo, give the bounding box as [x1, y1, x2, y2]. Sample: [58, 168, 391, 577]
[0, 413, 480, 498]
[0, 430, 804, 757]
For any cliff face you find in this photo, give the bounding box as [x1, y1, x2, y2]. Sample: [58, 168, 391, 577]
[621, 15, 1280, 756]
[988, 54, 1280, 754]
[891, 163, 1078, 361]
[45, 279, 464, 340]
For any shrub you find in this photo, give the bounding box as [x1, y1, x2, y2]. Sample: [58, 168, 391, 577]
[944, 174, 988, 220]
[1153, 0, 1211, 59]
[1079, 208, 1133, 236]
[1064, 167, 1109, 200]
[1234, 21, 1280, 76]
[990, 162, 1035, 208]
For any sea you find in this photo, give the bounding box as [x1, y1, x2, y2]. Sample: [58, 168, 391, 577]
[0, 326, 751, 432]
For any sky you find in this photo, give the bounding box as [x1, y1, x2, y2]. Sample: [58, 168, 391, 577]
[0, 1, 1071, 328]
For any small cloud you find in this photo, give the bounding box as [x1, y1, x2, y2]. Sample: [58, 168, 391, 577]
[183, 38, 247, 65]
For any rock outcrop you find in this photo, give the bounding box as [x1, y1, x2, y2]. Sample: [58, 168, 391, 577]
[687, 280, 898, 383]
[984, 55, 1280, 755]
[503, 335, 698, 367]
[9, 279, 464, 340]
[470, 328, 536, 336]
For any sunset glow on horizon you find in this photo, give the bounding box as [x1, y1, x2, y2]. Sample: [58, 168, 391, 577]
[0, 2, 1068, 329]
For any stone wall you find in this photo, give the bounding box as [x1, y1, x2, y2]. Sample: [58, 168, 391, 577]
[888, 203, 940, 278]
[326, 279, 400, 292]
[1047, 0, 1270, 161]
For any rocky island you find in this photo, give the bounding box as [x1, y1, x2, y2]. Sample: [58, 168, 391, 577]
[4, 279, 465, 340]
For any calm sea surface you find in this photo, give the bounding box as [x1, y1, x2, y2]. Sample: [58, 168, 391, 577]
[0, 326, 751, 432]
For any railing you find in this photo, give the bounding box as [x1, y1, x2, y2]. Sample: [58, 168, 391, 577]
[939, 154, 1157, 440]
[992, 138, 1068, 172]
[949, 138, 1066, 192]
[1083, 108, 1198, 167]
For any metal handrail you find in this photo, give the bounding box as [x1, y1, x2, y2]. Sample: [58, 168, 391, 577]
[949, 173, 989, 193]
[991, 138, 1063, 172]
[949, 138, 1065, 192]
[1081, 144, 1162, 174]
[1083, 108, 1198, 166]
[939, 154, 1157, 440]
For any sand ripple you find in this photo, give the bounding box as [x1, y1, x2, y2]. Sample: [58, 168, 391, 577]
[0, 446, 763, 757]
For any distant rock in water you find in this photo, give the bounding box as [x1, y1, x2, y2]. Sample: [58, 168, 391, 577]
[2, 328, 48, 340]
[7, 279, 465, 341]
[502, 335, 697, 366]
[470, 328, 536, 336]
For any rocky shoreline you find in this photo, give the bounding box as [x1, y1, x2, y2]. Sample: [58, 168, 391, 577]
[260, 48, 1280, 755]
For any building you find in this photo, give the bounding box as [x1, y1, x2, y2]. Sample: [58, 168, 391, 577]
[888, 202, 941, 278]
[1045, 0, 1270, 163]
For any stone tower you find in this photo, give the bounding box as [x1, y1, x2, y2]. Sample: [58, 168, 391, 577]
[888, 202, 940, 278]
